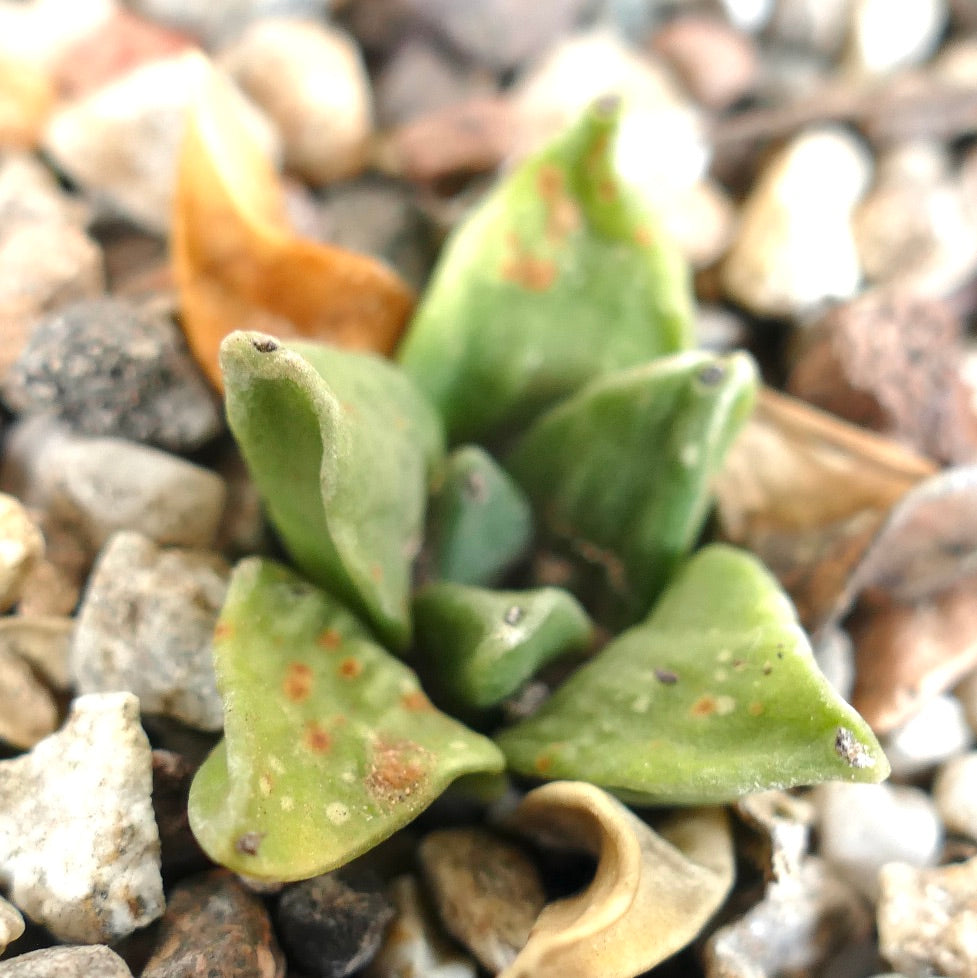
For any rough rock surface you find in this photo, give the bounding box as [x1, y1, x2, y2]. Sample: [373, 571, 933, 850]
[2, 297, 222, 452]
[877, 857, 977, 978]
[0, 692, 164, 943]
[142, 870, 285, 978]
[0, 492, 44, 611]
[0, 945, 133, 977]
[71, 531, 228, 731]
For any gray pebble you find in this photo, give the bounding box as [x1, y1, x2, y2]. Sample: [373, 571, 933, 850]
[71, 531, 229, 731]
[276, 873, 394, 978]
[812, 782, 943, 901]
[0, 945, 132, 977]
[878, 857, 977, 978]
[933, 751, 977, 839]
[0, 894, 24, 956]
[2, 297, 222, 452]
[418, 827, 545, 973]
[34, 434, 226, 551]
[0, 692, 164, 944]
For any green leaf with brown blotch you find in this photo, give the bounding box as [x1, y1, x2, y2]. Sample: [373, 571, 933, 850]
[188, 558, 504, 882]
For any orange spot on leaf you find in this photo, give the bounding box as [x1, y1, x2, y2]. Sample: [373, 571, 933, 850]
[401, 690, 433, 712]
[633, 226, 652, 247]
[303, 721, 332, 753]
[338, 657, 363, 680]
[283, 662, 313, 702]
[502, 254, 558, 292]
[534, 753, 553, 774]
[749, 701, 765, 717]
[213, 621, 234, 641]
[370, 564, 384, 583]
[365, 739, 430, 808]
[691, 695, 717, 717]
[317, 628, 342, 650]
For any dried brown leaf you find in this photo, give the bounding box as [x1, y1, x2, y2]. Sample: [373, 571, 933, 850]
[715, 387, 936, 630]
[172, 58, 414, 388]
[500, 781, 733, 978]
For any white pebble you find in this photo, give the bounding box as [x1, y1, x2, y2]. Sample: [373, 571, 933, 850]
[812, 781, 943, 901]
[722, 127, 872, 318]
[845, 0, 947, 77]
[0, 692, 164, 943]
[884, 694, 974, 778]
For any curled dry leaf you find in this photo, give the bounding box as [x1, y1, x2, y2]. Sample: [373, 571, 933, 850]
[499, 781, 734, 978]
[714, 387, 936, 630]
[172, 58, 414, 388]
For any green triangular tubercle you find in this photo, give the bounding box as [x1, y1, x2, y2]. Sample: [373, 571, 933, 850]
[496, 545, 889, 804]
[506, 350, 757, 629]
[188, 558, 504, 881]
[396, 99, 695, 444]
[413, 581, 593, 711]
[220, 332, 444, 650]
[425, 445, 533, 587]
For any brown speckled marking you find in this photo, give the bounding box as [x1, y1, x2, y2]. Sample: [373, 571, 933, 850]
[213, 621, 234, 641]
[502, 253, 558, 292]
[365, 739, 430, 808]
[338, 657, 362, 680]
[283, 663, 313, 702]
[537, 163, 581, 241]
[834, 727, 875, 768]
[317, 628, 342, 650]
[748, 701, 765, 717]
[534, 753, 553, 774]
[235, 832, 263, 855]
[370, 564, 384, 582]
[654, 668, 678, 685]
[691, 695, 717, 717]
[401, 690, 433, 712]
[303, 721, 332, 753]
[597, 178, 617, 202]
[634, 226, 652, 246]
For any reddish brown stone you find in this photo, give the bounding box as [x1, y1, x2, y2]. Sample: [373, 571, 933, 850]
[142, 870, 285, 978]
[787, 290, 977, 465]
[54, 10, 195, 99]
[650, 15, 758, 110]
[850, 574, 977, 733]
[379, 96, 517, 185]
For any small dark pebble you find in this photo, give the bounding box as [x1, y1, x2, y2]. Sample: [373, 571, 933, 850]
[141, 869, 285, 978]
[1, 297, 222, 452]
[275, 872, 394, 978]
[150, 750, 209, 882]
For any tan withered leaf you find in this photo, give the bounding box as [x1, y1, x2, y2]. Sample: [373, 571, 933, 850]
[714, 388, 936, 631]
[172, 59, 414, 388]
[499, 781, 733, 978]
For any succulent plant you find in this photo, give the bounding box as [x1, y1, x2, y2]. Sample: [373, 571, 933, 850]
[187, 98, 889, 969]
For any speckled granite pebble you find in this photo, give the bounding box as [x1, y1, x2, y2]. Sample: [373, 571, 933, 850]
[0, 945, 133, 977]
[418, 827, 544, 973]
[0, 692, 163, 943]
[71, 531, 228, 731]
[878, 856, 977, 978]
[142, 870, 285, 978]
[2, 297, 222, 452]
